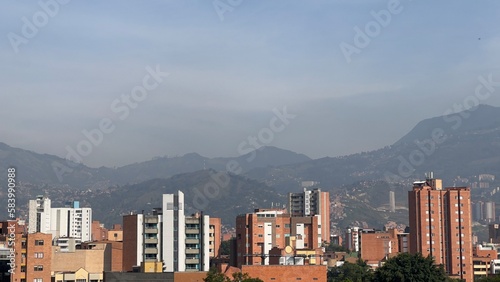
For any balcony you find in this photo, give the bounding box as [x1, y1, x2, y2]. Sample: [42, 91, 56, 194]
[144, 248, 158, 254]
[186, 248, 199, 254]
[186, 238, 199, 244]
[186, 258, 200, 264]
[145, 238, 158, 244]
[145, 228, 158, 234]
[185, 218, 200, 224]
[186, 228, 200, 234]
[145, 217, 159, 223]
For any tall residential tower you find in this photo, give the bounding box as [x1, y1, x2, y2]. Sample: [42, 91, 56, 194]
[408, 174, 473, 282]
[28, 196, 92, 244]
[288, 182, 330, 243]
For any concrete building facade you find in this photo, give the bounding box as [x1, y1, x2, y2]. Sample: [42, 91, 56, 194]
[51, 241, 111, 281]
[289, 183, 330, 243]
[122, 191, 218, 273]
[236, 209, 323, 268]
[28, 196, 92, 244]
[344, 227, 360, 252]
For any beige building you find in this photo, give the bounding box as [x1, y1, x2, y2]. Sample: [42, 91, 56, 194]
[107, 224, 123, 242]
[52, 241, 111, 281]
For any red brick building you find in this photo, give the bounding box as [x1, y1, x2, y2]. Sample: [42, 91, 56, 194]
[241, 265, 327, 282]
[92, 220, 108, 241]
[360, 228, 408, 267]
[236, 209, 323, 268]
[209, 217, 222, 258]
[408, 175, 473, 282]
[11, 232, 52, 282]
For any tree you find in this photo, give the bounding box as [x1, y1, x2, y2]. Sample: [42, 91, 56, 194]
[204, 268, 263, 282]
[324, 241, 349, 253]
[204, 267, 229, 282]
[231, 272, 263, 282]
[220, 240, 231, 256]
[372, 253, 451, 282]
[328, 259, 373, 282]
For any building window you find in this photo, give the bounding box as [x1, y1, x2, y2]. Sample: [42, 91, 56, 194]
[34, 265, 43, 271]
[34, 252, 44, 258]
[33, 279, 43, 282]
[34, 240, 44, 246]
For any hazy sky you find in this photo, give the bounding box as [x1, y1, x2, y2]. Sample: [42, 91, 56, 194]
[1, 1, 500, 167]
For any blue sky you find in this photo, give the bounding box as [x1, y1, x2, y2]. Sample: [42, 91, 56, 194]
[1, 0, 500, 167]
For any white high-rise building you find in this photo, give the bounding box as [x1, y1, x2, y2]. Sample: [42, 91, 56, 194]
[389, 191, 396, 213]
[28, 196, 92, 244]
[123, 191, 211, 272]
[28, 196, 51, 234]
[162, 191, 210, 272]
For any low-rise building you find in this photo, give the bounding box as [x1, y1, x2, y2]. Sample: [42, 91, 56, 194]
[236, 209, 323, 268]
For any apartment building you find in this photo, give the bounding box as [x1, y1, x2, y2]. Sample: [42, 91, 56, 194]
[209, 217, 221, 258]
[122, 210, 162, 272]
[408, 174, 473, 282]
[344, 227, 360, 252]
[11, 232, 52, 282]
[122, 191, 220, 273]
[52, 241, 111, 281]
[28, 196, 92, 244]
[472, 244, 498, 279]
[289, 182, 330, 243]
[236, 208, 323, 268]
[359, 228, 409, 268]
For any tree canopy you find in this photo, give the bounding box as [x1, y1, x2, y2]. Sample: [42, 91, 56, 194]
[328, 253, 459, 282]
[328, 259, 373, 282]
[204, 268, 263, 282]
[372, 253, 451, 282]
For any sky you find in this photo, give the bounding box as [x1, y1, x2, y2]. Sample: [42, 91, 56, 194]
[1, 0, 500, 167]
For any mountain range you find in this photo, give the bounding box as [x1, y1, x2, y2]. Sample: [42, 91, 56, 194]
[2, 104, 500, 228]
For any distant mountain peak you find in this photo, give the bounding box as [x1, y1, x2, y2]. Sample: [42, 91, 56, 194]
[395, 104, 500, 145]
